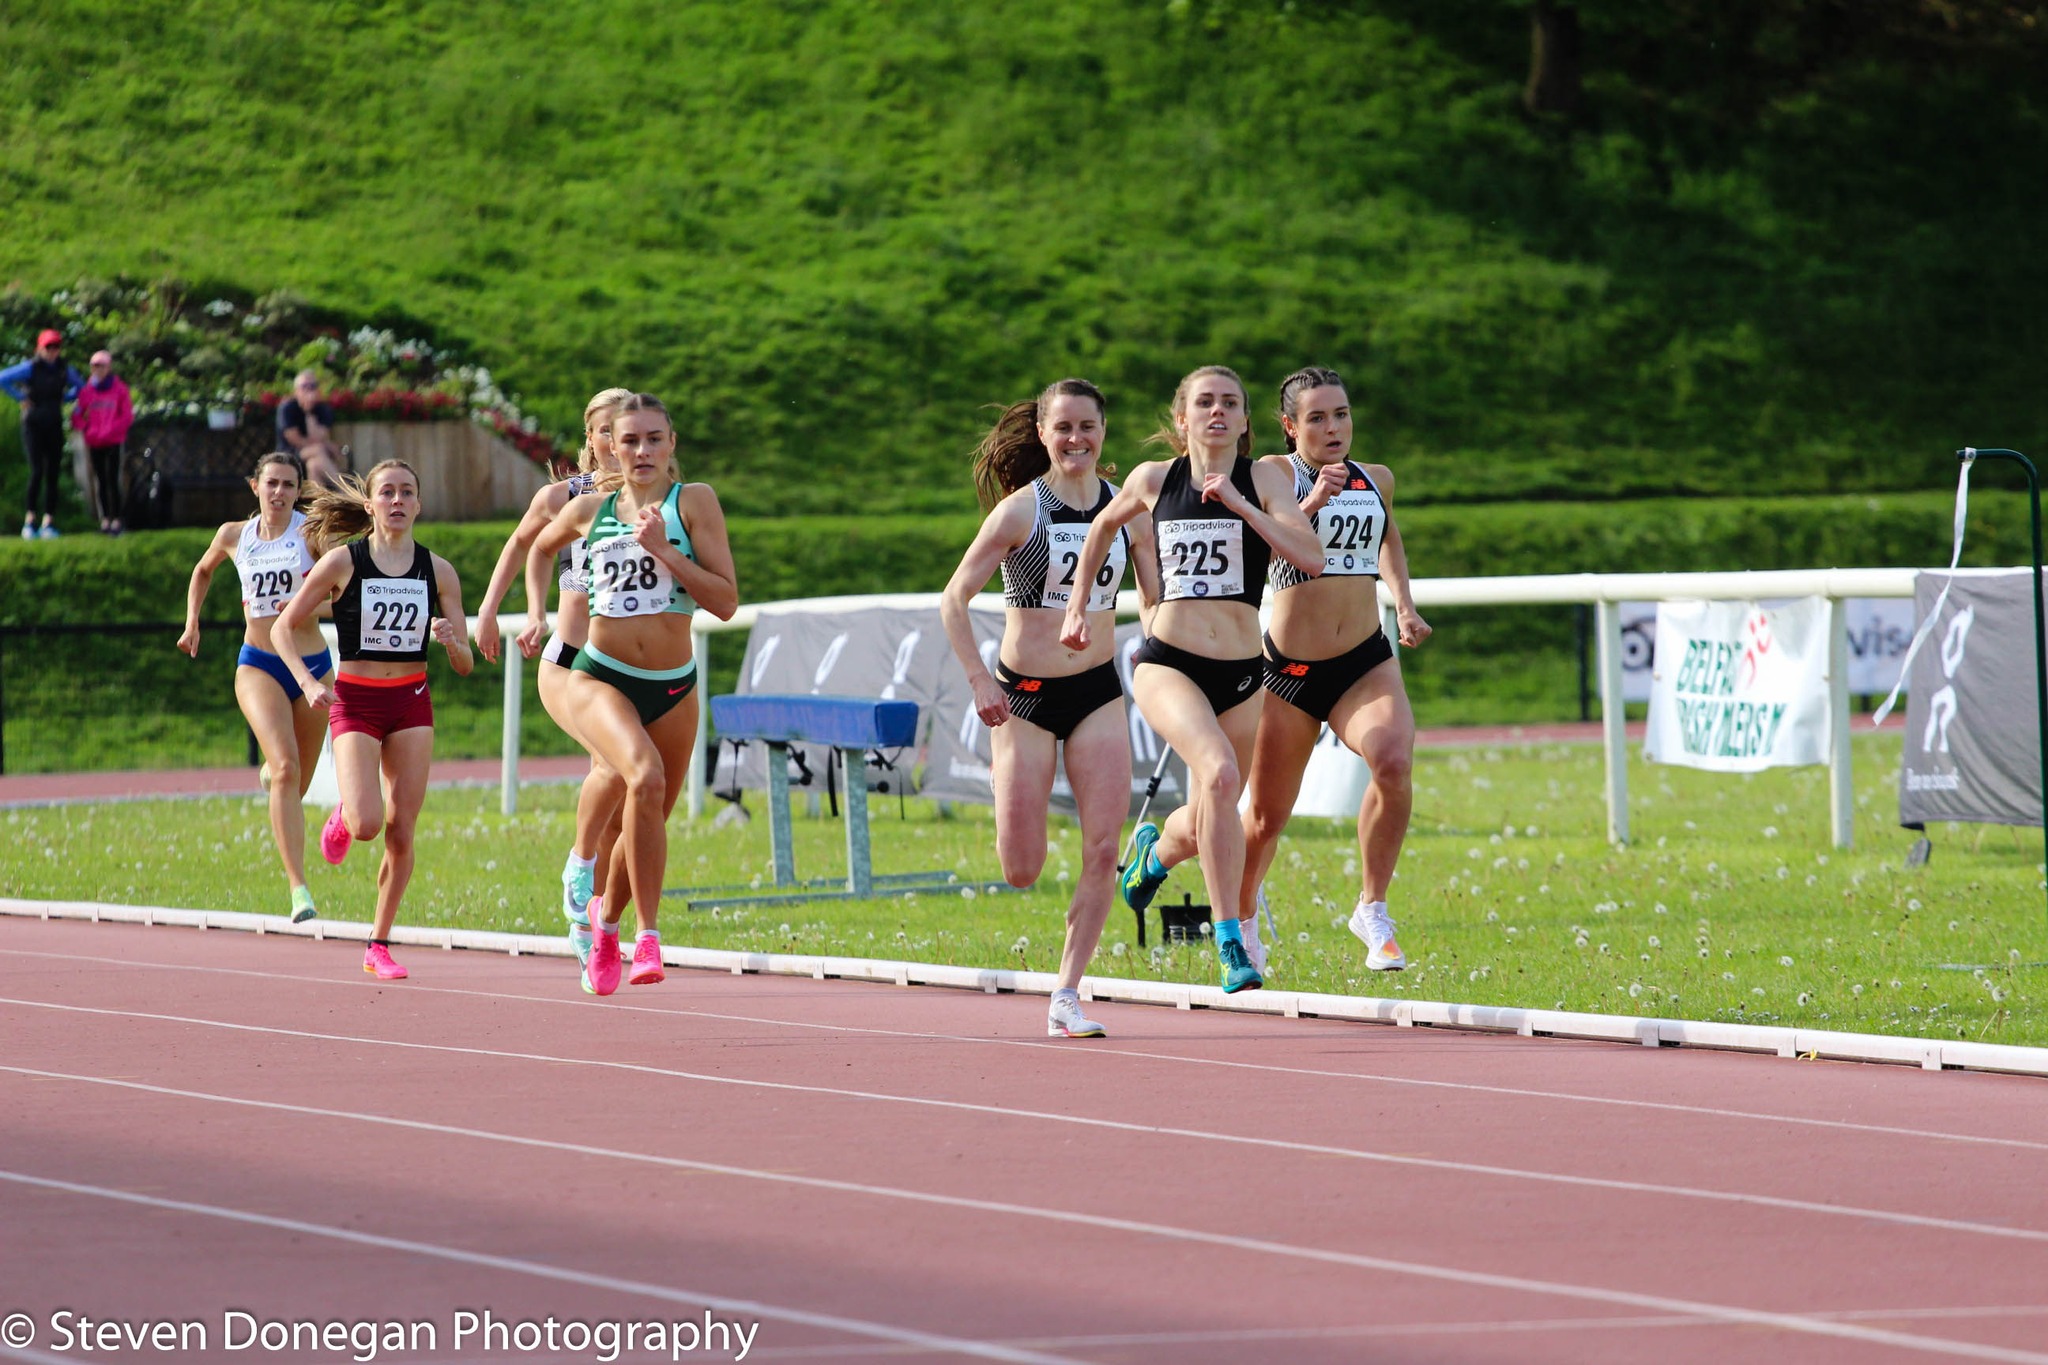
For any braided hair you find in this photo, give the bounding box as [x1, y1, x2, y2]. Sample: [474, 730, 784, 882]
[1275, 366, 1347, 453]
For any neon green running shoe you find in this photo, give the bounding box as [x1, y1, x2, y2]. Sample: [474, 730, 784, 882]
[289, 885, 317, 924]
[1119, 822, 1167, 912]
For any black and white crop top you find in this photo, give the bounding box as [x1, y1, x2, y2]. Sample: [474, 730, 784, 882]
[333, 540, 442, 662]
[554, 471, 597, 596]
[1152, 455, 1269, 609]
[1270, 454, 1387, 592]
[999, 477, 1129, 613]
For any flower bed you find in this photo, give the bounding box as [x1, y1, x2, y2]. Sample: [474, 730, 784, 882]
[0, 277, 567, 470]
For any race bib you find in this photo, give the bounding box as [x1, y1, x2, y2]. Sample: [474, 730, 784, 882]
[359, 578, 431, 653]
[1159, 518, 1245, 601]
[241, 564, 299, 618]
[1042, 523, 1124, 612]
[238, 533, 310, 618]
[1316, 486, 1383, 576]
[589, 534, 676, 617]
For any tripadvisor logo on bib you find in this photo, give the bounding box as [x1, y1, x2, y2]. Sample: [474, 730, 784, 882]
[1669, 620, 1789, 761]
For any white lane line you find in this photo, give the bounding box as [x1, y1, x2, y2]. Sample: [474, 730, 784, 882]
[3, 1065, 2045, 1365]
[0, 945, 2041, 1157]
[0, 1168, 1076, 1365]
[749, 1304, 2048, 1358]
[3, 994, 2043, 1247]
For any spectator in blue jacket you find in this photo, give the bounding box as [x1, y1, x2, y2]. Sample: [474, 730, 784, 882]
[1, 328, 86, 539]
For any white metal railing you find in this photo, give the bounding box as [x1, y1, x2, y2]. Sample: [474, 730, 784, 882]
[477, 567, 1920, 850]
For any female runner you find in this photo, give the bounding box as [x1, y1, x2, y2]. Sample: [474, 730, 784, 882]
[1060, 366, 1321, 992]
[273, 460, 473, 980]
[475, 386, 633, 963]
[940, 379, 1161, 1038]
[178, 452, 329, 923]
[1239, 367, 1429, 973]
[525, 394, 737, 996]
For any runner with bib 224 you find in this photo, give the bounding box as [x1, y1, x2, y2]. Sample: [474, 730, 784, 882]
[1058, 365, 1322, 993]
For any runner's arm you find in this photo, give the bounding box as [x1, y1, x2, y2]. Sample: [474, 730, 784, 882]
[177, 522, 241, 657]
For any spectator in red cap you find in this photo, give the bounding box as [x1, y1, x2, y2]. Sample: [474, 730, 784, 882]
[1, 328, 85, 539]
[72, 349, 135, 535]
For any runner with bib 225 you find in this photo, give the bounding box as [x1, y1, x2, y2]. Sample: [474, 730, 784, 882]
[1058, 365, 1322, 993]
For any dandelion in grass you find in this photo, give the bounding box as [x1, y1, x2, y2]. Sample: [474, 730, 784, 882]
[1297, 932, 1310, 944]
[1486, 909, 1500, 923]
[1654, 902, 1668, 915]
[1752, 987, 1766, 997]
[1907, 898, 1923, 911]
[1628, 982, 1643, 998]
[1806, 875, 1819, 886]
[1762, 826, 1778, 839]
[1111, 941, 1128, 957]
[1722, 971, 1736, 982]
[1648, 936, 1661, 948]
[1797, 992, 1812, 1006]
[1949, 920, 1959, 931]
[1851, 983, 1863, 996]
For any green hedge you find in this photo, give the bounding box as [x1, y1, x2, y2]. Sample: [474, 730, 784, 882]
[0, 489, 2028, 630]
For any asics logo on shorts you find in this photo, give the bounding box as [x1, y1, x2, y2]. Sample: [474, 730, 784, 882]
[1237, 676, 1253, 691]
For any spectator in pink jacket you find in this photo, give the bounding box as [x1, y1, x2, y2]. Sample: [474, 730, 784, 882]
[72, 350, 135, 535]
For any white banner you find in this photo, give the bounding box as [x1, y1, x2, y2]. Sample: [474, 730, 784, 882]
[1645, 597, 1831, 771]
[1621, 598, 1913, 703]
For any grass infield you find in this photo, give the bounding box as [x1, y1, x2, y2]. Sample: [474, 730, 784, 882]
[3, 733, 2041, 1047]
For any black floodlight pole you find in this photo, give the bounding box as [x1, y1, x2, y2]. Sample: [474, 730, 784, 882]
[1961, 447, 2048, 925]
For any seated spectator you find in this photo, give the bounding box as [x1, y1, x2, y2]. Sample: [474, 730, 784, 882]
[72, 350, 135, 535]
[276, 370, 344, 486]
[0, 328, 85, 539]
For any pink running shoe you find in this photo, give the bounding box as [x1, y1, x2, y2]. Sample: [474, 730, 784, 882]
[628, 935, 665, 986]
[584, 929, 622, 996]
[363, 943, 408, 980]
[320, 804, 352, 865]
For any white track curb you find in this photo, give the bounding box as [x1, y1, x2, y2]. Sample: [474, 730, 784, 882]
[5, 897, 2044, 1079]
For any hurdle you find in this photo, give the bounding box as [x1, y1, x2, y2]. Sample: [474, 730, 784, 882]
[667, 693, 1009, 911]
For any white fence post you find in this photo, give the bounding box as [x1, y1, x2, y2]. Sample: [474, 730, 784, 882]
[1596, 598, 1629, 845]
[1827, 596, 1854, 849]
[688, 621, 709, 819]
[497, 615, 522, 817]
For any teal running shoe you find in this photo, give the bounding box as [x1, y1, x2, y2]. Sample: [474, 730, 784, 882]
[1119, 822, 1168, 912]
[288, 885, 318, 925]
[1218, 936, 1264, 993]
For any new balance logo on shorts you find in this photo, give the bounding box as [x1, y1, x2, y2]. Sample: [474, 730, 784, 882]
[1015, 678, 1043, 692]
[1279, 662, 1311, 677]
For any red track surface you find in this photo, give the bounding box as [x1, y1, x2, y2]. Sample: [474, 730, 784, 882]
[1, 915, 2044, 1364]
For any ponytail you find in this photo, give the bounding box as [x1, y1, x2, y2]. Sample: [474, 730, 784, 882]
[300, 459, 419, 556]
[970, 378, 1106, 511]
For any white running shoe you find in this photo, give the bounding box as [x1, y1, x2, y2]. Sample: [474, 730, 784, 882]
[1228, 916, 1261, 970]
[1349, 899, 1407, 971]
[1047, 991, 1106, 1039]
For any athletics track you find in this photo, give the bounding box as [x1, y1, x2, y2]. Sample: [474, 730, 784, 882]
[1, 900, 2045, 1365]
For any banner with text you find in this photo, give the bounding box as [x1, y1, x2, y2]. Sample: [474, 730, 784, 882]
[1898, 569, 2043, 827]
[1621, 599, 1913, 703]
[1645, 597, 1830, 771]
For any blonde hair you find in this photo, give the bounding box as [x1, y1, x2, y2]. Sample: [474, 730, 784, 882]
[1146, 365, 1252, 460]
[301, 459, 420, 555]
[580, 386, 636, 475]
[596, 394, 680, 493]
